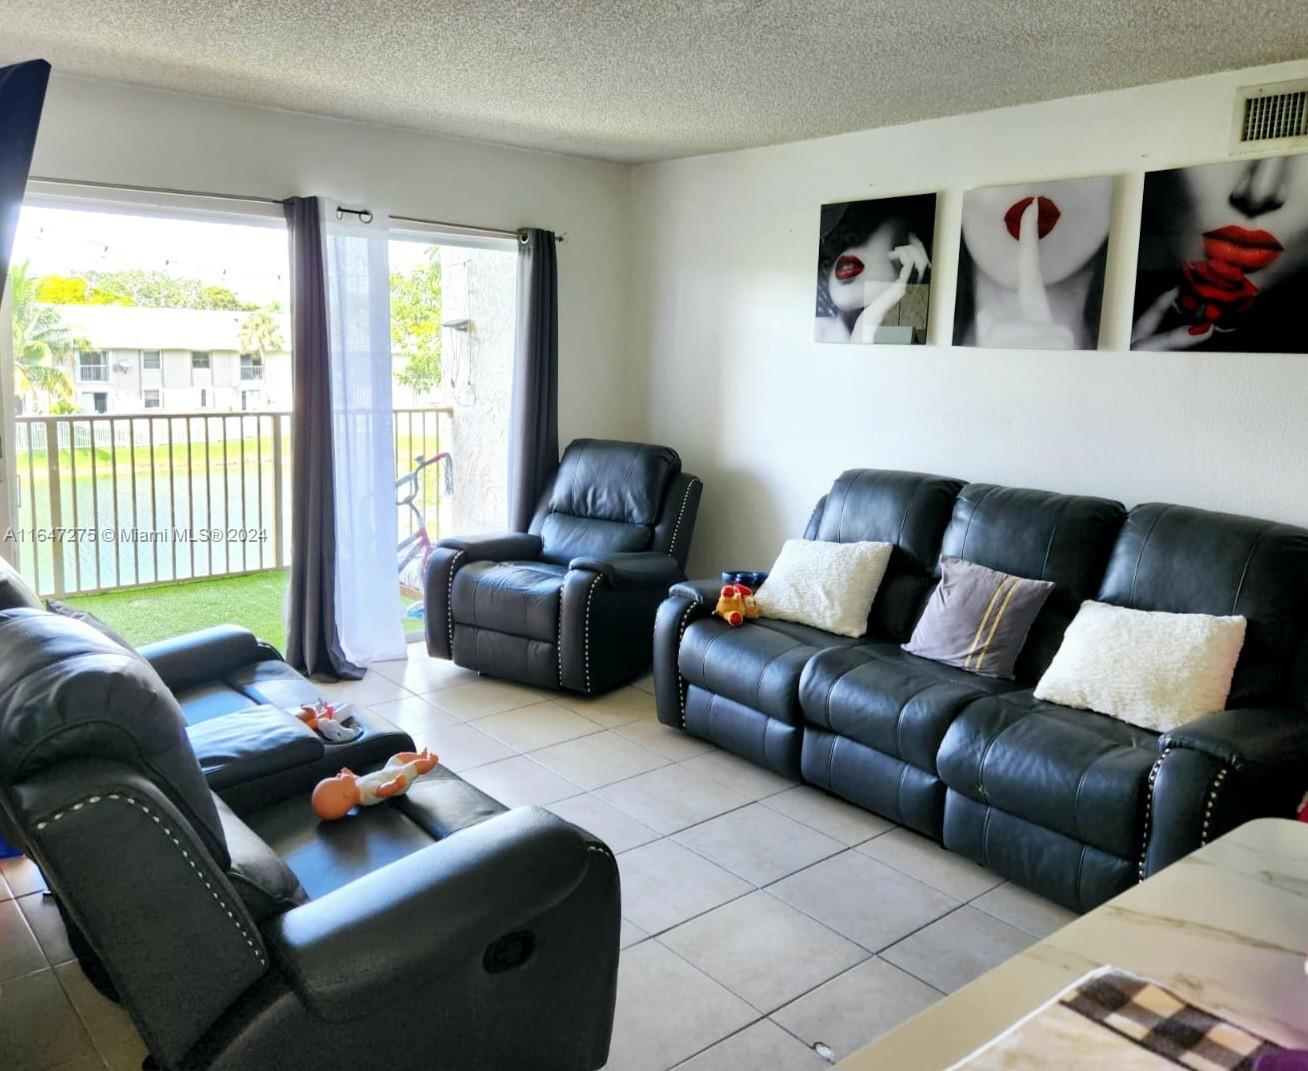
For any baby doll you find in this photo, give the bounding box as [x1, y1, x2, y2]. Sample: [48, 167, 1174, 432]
[311, 748, 439, 821]
[297, 699, 363, 743]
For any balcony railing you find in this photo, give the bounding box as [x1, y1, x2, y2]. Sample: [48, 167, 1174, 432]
[11, 406, 453, 598]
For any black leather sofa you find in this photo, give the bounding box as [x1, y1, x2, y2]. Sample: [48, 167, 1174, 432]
[0, 554, 408, 811]
[0, 609, 620, 1071]
[426, 438, 701, 693]
[654, 469, 1308, 911]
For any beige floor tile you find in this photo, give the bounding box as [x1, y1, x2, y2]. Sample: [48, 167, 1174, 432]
[661, 892, 867, 1013]
[0, 898, 47, 980]
[100, 1032, 151, 1071]
[0, 968, 98, 1071]
[416, 721, 516, 771]
[674, 803, 843, 886]
[370, 654, 477, 694]
[546, 793, 662, 854]
[971, 881, 1078, 939]
[475, 702, 602, 752]
[365, 695, 461, 744]
[857, 827, 1004, 901]
[680, 750, 797, 801]
[55, 961, 140, 1051]
[429, 678, 545, 719]
[533, 731, 669, 790]
[604, 940, 756, 1071]
[618, 839, 752, 935]
[675, 1019, 828, 1071]
[460, 755, 581, 808]
[1, 855, 47, 897]
[316, 672, 414, 706]
[769, 851, 958, 952]
[597, 764, 749, 835]
[19, 892, 75, 967]
[880, 905, 1035, 993]
[614, 718, 717, 761]
[761, 785, 894, 846]
[630, 673, 656, 696]
[556, 685, 657, 729]
[620, 917, 648, 949]
[771, 958, 942, 1061]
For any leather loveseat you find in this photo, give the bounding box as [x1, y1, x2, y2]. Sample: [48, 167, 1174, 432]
[0, 554, 406, 812]
[0, 609, 620, 1071]
[426, 438, 701, 693]
[654, 469, 1308, 911]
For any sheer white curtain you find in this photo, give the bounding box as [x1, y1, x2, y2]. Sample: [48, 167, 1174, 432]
[322, 201, 406, 666]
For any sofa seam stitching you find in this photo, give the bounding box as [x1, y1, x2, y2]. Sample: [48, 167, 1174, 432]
[1230, 525, 1270, 616]
[35, 793, 266, 965]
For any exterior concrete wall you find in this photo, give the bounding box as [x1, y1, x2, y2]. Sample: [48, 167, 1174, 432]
[442, 246, 516, 535]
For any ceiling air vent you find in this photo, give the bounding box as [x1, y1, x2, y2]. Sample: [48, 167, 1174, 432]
[1230, 78, 1308, 154]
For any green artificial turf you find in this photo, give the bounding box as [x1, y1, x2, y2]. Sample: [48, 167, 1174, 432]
[66, 569, 291, 652]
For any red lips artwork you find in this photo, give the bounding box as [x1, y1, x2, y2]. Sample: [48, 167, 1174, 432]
[1177, 226, 1284, 334]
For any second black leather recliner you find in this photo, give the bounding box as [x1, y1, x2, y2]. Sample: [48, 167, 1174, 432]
[425, 438, 701, 693]
[0, 609, 620, 1071]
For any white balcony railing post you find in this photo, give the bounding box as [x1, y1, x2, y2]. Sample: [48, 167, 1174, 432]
[12, 407, 452, 599]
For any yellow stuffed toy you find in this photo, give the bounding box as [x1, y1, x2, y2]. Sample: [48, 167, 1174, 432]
[715, 583, 759, 627]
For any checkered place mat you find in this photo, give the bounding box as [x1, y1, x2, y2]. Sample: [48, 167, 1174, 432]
[949, 966, 1288, 1070]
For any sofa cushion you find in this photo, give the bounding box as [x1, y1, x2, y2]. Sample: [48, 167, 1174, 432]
[451, 560, 566, 642]
[175, 681, 259, 725]
[679, 616, 860, 724]
[1097, 503, 1308, 706]
[937, 692, 1158, 859]
[547, 439, 679, 527]
[800, 643, 1019, 772]
[215, 796, 309, 922]
[939, 483, 1126, 682]
[227, 658, 323, 709]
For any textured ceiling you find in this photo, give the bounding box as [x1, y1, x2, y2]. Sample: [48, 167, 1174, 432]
[3, 1, 1307, 163]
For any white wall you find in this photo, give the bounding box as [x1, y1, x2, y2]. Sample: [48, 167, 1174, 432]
[28, 74, 637, 449]
[631, 59, 1308, 575]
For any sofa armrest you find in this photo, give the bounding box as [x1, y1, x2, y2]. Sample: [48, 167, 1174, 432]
[434, 532, 543, 562]
[569, 552, 684, 591]
[1159, 707, 1308, 773]
[667, 578, 726, 605]
[138, 625, 264, 692]
[266, 807, 604, 1020]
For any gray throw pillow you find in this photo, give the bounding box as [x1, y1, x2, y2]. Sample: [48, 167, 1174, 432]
[903, 556, 1054, 679]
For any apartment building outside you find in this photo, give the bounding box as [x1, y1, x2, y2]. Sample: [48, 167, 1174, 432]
[52, 304, 291, 414]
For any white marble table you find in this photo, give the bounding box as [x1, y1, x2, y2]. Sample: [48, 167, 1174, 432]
[841, 818, 1308, 1069]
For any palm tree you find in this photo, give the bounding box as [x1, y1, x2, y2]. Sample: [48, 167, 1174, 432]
[9, 262, 76, 413]
[239, 309, 283, 359]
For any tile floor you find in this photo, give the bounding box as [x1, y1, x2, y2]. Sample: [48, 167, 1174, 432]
[0, 645, 1077, 1071]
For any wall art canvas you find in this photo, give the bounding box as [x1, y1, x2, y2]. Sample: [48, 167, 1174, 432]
[1132, 153, 1308, 352]
[815, 194, 935, 344]
[953, 175, 1113, 350]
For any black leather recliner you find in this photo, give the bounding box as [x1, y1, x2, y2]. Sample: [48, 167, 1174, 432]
[0, 609, 620, 1071]
[425, 438, 701, 693]
[654, 468, 1308, 912]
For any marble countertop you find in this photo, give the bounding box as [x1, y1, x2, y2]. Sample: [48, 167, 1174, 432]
[840, 818, 1308, 1069]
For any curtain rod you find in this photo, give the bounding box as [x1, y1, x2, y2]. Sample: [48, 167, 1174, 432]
[28, 176, 563, 242]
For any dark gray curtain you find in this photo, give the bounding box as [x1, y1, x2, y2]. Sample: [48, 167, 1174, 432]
[0, 60, 50, 297]
[283, 197, 360, 680]
[508, 228, 559, 531]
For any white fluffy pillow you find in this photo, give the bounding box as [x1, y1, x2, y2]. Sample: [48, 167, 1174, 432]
[753, 539, 893, 638]
[1034, 601, 1247, 732]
